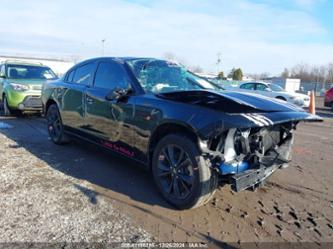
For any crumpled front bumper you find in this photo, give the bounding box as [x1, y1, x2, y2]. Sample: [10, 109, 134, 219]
[230, 164, 280, 192]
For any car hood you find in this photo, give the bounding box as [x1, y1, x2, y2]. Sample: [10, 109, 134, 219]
[158, 90, 305, 113]
[157, 90, 322, 138]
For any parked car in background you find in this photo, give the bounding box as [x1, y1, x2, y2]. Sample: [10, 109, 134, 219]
[324, 87, 333, 110]
[0, 60, 57, 116]
[238, 82, 310, 108]
[42, 57, 321, 209]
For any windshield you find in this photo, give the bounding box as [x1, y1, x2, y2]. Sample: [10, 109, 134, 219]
[127, 59, 221, 93]
[6, 64, 57, 80]
[269, 83, 285, 92]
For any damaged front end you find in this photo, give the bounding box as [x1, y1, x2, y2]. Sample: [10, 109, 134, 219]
[200, 122, 296, 192]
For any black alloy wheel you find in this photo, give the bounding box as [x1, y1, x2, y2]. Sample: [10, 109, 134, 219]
[152, 134, 218, 209]
[156, 144, 194, 200]
[46, 104, 70, 145]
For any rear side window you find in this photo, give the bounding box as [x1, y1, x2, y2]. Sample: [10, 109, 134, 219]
[73, 63, 95, 85]
[240, 83, 255, 90]
[94, 61, 130, 90]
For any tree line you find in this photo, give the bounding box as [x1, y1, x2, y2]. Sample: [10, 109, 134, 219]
[281, 63, 333, 83]
[162, 52, 333, 83]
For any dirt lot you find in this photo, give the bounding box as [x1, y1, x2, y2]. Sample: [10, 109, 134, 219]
[0, 102, 332, 246]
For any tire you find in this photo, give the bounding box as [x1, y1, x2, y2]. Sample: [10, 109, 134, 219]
[152, 134, 218, 209]
[46, 104, 70, 145]
[3, 95, 12, 116]
[276, 96, 286, 101]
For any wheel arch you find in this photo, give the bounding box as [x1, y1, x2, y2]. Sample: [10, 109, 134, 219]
[276, 96, 287, 101]
[44, 98, 58, 115]
[148, 122, 200, 168]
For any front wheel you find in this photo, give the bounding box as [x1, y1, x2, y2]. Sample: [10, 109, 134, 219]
[46, 104, 70, 145]
[152, 134, 218, 209]
[3, 95, 12, 116]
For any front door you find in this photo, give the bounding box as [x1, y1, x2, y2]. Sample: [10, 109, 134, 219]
[84, 60, 136, 159]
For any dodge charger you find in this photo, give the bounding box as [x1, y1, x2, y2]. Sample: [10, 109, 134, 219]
[42, 57, 322, 209]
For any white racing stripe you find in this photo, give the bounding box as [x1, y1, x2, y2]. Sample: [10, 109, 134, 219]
[247, 114, 270, 126]
[251, 114, 274, 125]
[240, 113, 274, 127]
[240, 114, 265, 126]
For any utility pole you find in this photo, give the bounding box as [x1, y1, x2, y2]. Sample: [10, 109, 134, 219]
[216, 52, 222, 75]
[101, 39, 106, 56]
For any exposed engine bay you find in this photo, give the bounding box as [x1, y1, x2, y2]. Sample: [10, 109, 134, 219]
[200, 122, 296, 191]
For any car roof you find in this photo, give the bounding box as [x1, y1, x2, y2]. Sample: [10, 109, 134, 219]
[75, 57, 161, 65]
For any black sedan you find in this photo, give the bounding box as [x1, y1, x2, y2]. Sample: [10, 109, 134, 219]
[42, 57, 322, 209]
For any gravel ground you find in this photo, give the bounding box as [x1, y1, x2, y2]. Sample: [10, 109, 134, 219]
[0, 131, 152, 243]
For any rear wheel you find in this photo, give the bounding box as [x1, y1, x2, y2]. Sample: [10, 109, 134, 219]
[46, 104, 70, 145]
[152, 134, 218, 209]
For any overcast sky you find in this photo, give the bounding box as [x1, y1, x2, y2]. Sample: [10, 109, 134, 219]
[0, 0, 332, 75]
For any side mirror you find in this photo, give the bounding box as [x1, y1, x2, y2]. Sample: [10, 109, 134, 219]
[0, 74, 6, 79]
[105, 87, 132, 101]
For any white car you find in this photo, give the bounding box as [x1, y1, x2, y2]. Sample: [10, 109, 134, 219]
[238, 82, 310, 108]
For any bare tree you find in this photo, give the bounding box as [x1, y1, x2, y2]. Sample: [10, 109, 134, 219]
[327, 63, 333, 83]
[162, 52, 187, 66]
[247, 73, 269, 81]
[281, 68, 289, 79]
[189, 65, 203, 73]
[163, 52, 176, 61]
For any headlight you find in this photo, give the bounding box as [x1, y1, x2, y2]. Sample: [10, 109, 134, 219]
[9, 83, 29, 91]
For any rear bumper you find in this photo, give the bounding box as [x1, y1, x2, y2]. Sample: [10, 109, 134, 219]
[230, 164, 280, 192]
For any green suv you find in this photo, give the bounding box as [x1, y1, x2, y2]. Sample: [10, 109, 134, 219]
[0, 60, 57, 115]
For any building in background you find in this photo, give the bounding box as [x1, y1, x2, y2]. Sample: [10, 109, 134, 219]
[264, 77, 333, 96]
[0, 55, 75, 77]
[264, 77, 301, 93]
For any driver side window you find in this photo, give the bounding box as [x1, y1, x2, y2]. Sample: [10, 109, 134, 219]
[94, 61, 130, 90]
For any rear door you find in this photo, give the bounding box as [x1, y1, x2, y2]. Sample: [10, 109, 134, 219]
[60, 61, 97, 133]
[84, 59, 136, 158]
